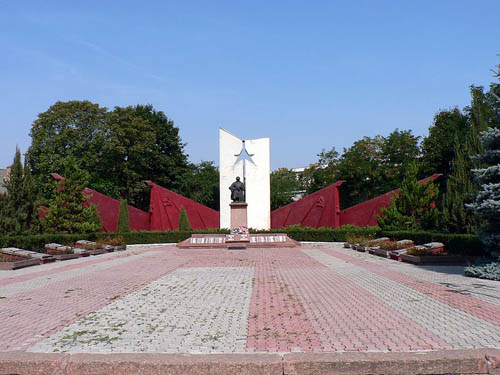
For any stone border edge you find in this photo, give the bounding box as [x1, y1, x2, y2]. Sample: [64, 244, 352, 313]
[1, 349, 499, 375]
[126, 243, 176, 249]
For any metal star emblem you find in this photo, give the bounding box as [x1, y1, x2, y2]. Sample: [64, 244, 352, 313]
[234, 140, 255, 166]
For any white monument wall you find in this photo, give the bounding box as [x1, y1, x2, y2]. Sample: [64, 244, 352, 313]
[219, 128, 270, 230]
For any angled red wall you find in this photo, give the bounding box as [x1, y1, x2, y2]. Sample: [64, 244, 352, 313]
[82, 188, 150, 232]
[271, 181, 344, 229]
[340, 174, 442, 227]
[49, 173, 150, 232]
[146, 181, 219, 230]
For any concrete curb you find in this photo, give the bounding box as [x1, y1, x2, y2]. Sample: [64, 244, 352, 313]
[1, 349, 499, 375]
[0, 352, 282, 375]
[284, 349, 500, 375]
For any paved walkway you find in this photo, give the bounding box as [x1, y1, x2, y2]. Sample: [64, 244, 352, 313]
[0, 243, 499, 354]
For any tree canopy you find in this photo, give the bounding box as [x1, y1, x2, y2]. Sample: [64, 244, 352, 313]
[181, 161, 220, 210]
[270, 168, 305, 210]
[302, 130, 420, 209]
[420, 108, 470, 178]
[26, 102, 188, 210]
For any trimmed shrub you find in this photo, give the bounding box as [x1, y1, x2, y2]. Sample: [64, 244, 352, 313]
[178, 206, 191, 231]
[0, 226, 379, 251]
[117, 199, 130, 232]
[116, 228, 231, 245]
[0, 233, 99, 252]
[258, 225, 380, 242]
[0, 226, 482, 256]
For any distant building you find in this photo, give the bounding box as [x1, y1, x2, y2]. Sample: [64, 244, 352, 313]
[273, 165, 314, 201]
[0, 166, 11, 194]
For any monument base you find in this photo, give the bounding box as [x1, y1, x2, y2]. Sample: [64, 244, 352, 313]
[177, 233, 300, 249]
[230, 203, 248, 229]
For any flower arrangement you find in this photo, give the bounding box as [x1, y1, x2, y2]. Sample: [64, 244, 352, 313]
[231, 226, 249, 235]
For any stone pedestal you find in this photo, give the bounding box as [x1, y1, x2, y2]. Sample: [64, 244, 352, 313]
[230, 203, 248, 229]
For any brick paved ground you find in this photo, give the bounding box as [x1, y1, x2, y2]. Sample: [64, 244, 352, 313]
[0, 243, 499, 354]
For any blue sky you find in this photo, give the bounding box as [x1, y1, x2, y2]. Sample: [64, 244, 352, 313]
[1, 1, 499, 170]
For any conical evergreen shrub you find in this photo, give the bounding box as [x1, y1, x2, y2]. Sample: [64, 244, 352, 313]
[41, 160, 102, 234]
[0, 147, 40, 235]
[377, 162, 438, 231]
[117, 199, 130, 232]
[440, 134, 479, 233]
[178, 206, 191, 231]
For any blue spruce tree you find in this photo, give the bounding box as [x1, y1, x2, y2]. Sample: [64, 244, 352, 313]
[467, 127, 500, 255]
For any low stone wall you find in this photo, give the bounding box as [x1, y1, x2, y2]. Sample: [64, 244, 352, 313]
[1, 349, 499, 375]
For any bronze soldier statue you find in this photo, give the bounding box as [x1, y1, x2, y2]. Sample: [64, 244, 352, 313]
[229, 176, 245, 203]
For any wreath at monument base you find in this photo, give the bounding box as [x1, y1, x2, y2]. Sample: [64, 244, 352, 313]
[231, 226, 249, 235]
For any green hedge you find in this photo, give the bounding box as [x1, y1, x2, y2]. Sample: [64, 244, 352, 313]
[120, 230, 190, 245]
[0, 229, 231, 251]
[0, 227, 483, 256]
[0, 226, 379, 251]
[118, 226, 381, 244]
[0, 233, 99, 252]
[380, 230, 484, 256]
[275, 225, 380, 242]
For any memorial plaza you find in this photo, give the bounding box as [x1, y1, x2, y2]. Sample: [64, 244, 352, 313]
[1, 243, 499, 374]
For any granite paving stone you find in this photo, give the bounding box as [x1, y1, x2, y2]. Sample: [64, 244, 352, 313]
[305, 247, 500, 349]
[29, 267, 254, 353]
[317, 243, 500, 306]
[0, 243, 499, 355]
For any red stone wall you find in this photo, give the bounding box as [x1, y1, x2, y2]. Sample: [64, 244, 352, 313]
[271, 181, 344, 229]
[271, 175, 441, 229]
[340, 174, 442, 227]
[146, 181, 219, 230]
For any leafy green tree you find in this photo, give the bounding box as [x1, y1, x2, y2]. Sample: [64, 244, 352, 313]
[26, 102, 190, 210]
[181, 161, 219, 210]
[97, 106, 156, 209]
[301, 148, 340, 194]
[270, 168, 305, 210]
[420, 108, 469, 178]
[0, 147, 40, 235]
[467, 127, 500, 254]
[117, 199, 130, 232]
[133, 105, 189, 191]
[336, 136, 386, 208]
[381, 129, 421, 190]
[26, 101, 107, 201]
[41, 160, 102, 234]
[178, 206, 191, 231]
[466, 86, 498, 133]
[303, 131, 420, 209]
[377, 162, 439, 231]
